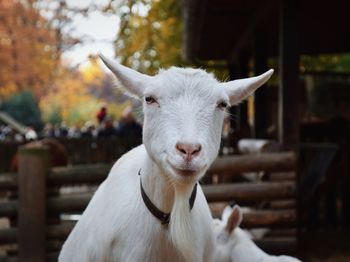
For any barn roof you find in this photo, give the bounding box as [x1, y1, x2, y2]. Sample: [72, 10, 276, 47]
[183, 0, 350, 61]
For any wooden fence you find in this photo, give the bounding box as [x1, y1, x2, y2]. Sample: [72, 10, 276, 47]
[0, 147, 297, 261]
[0, 142, 24, 173]
[0, 137, 142, 172]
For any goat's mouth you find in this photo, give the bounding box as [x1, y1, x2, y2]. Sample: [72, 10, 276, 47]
[167, 160, 205, 178]
[172, 167, 197, 177]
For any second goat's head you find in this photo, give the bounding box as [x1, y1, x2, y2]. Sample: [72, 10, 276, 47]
[100, 55, 273, 184]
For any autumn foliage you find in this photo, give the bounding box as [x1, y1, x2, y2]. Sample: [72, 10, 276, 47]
[39, 57, 131, 126]
[0, 0, 57, 98]
[0, 0, 132, 126]
[115, 0, 184, 74]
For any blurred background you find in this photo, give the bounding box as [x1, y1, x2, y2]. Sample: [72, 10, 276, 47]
[0, 0, 350, 261]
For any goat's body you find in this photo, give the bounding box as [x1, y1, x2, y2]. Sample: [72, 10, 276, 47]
[59, 145, 214, 262]
[213, 208, 301, 262]
[60, 57, 273, 261]
[215, 227, 301, 262]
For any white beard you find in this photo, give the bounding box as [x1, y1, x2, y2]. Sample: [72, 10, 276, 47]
[169, 183, 198, 262]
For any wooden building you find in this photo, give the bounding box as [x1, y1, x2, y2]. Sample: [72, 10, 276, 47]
[183, 0, 350, 150]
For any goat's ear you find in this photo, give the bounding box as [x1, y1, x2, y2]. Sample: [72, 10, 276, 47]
[225, 205, 243, 233]
[222, 206, 233, 223]
[221, 69, 274, 105]
[99, 54, 152, 99]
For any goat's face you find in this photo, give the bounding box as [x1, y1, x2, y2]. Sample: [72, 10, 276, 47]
[100, 55, 273, 183]
[142, 68, 227, 183]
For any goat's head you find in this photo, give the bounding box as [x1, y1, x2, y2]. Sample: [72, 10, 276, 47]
[213, 206, 301, 262]
[100, 55, 273, 184]
[213, 205, 249, 262]
[214, 205, 246, 245]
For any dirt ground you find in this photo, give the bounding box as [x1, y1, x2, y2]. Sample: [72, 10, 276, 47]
[298, 229, 350, 262]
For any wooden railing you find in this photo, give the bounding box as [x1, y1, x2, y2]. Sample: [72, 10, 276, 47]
[0, 137, 142, 172]
[0, 147, 297, 261]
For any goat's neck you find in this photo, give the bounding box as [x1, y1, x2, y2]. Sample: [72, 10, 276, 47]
[141, 156, 175, 214]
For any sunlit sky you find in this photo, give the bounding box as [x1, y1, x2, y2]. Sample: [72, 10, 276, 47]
[62, 0, 121, 67]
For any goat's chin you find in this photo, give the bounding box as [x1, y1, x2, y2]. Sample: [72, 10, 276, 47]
[171, 171, 200, 185]
[169, 184, 198, 262]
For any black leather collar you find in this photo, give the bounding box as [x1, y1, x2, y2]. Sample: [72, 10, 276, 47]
[138, 169, 198, 225]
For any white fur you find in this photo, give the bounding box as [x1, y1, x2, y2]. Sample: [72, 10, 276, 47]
[59, 56, 273, 262]
[213, 206, 302, 262]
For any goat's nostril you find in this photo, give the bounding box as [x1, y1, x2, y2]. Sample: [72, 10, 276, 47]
[176, 142, 202, 158]
[193, 145, 202, 155]
[176, 144, 187, 155]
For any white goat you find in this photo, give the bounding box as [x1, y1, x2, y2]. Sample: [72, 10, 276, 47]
[59, 55, 273, 262]
[213, 205, 301, 262]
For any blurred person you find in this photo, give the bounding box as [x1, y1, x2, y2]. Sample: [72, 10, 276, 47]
[81, 121, 97, 138]
[96, 105, 107, 124]
[97, 117, 117, 137]
[14, 132, 24, 142]
[116, 106, 142, 138]
[68, 125, 81, 138]
[43, 123, 55, 138]
[25, 127, 38, 141]
[0, 125, 5, 141]
[59, 122, 68, 137]
[54, 124, 61, 137]
[2, 126, 15, 141]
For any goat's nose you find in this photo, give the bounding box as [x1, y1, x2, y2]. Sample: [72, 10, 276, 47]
[176, 142, 202, 160]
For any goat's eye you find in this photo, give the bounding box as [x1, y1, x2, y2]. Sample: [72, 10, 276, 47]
[145, 96, 157, 105]
[217, 101, 228, 110]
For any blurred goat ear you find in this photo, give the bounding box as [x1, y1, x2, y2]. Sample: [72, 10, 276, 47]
[221, 69, 274, 105]
[99, 54, 152, 99]
[225, 205, 243, 233]
[222, 206, 233, 223]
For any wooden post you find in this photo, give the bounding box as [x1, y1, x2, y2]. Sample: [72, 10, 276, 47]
[254, 30, 269, 138]
[228, 63, 241, 131]
[278, 0, 300, 150]
[238, 52, 250, 131]
[18, 146, 49, 262]
[228, 52, 251, 134]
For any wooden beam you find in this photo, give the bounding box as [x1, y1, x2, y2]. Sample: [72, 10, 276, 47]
[0, 222, 76, 245]
[242, 209, 296, 228]
[237, 52, 250, 129]
[0, 199, 17, 217]
[228, 52, 250, 133]
[0, 228, 17, 244]
[270, 200, 296, 209]
[255, 237, 297, 255]
[254, 29, 269, 138]
[47, 222, 76, 240]
[228, 2, 274, 62]
[269, 172, 296, 181]
[183, 0, 208, 61]
[203, 181, 295, 202]
[210, 202, 297, 219]
[0, 173, 17, 190]
[49, 164, 111, 186]
[208, 152, 296, 174]
[278, 0, 300, 150]
[228, 63, 242, 131]
[47, 194, 91, 215]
